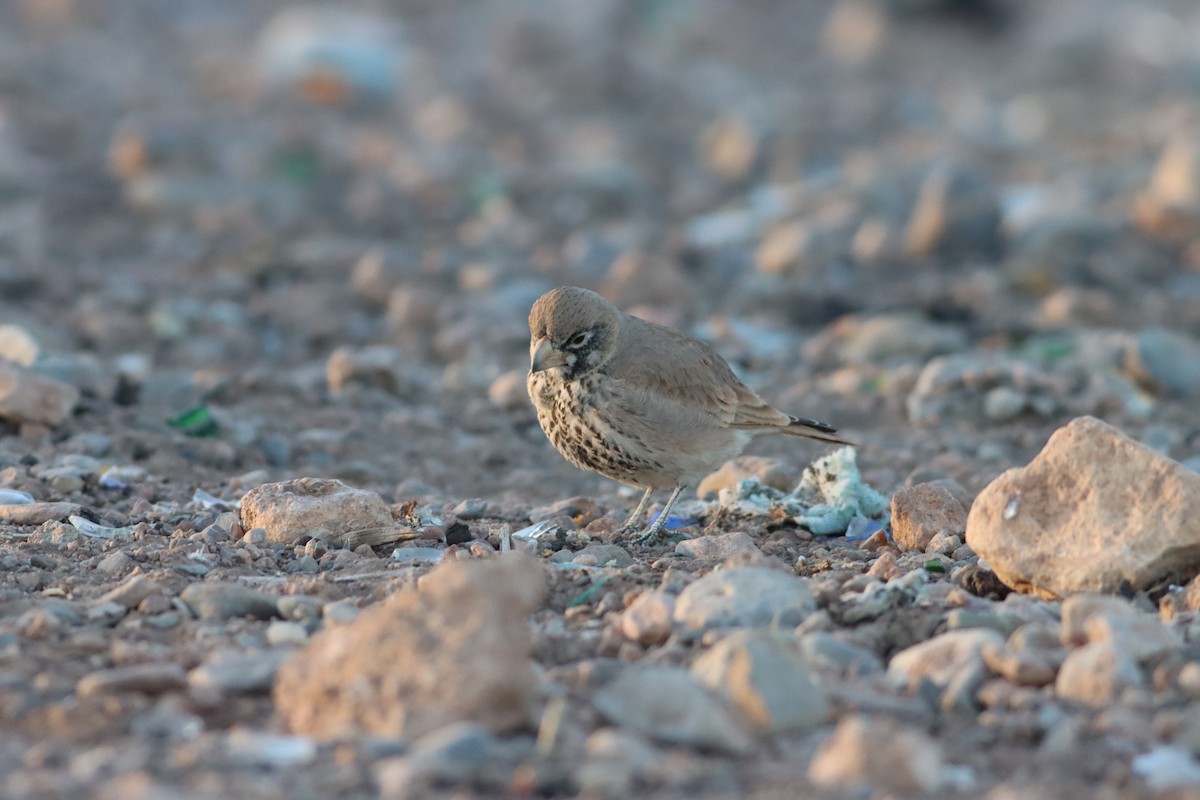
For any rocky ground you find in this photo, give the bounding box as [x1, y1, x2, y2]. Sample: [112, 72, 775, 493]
[3, 0, 1200, 797]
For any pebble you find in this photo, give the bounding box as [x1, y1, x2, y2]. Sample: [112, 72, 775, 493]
[86, 601, 128, 627]
[76, 663, 188, 697]
[97, 552, 133, 578]
[808, 714, 944, 793]
[0, 362, 80, 426]
[224, 729, 317, 768]
[275, 555, 544, 738]
[890, 482, 967, 552]
[981, 643, 1061, 687]
[673, 566, 816, 634]
[592, 666, 753, 755]
[179, 583, 279, 621]
[189, 649, 288, 694]
[796, 632, 884, 677]
[392, 546, 444, 565]
[276, 595, 323, 623]
[239, 477, 402, 548]
[255, 6, 405, 98]
[691, 630, 828, 733]
[806, 312, 968, 366]
[266, 621, 309, 646]
[576, 728, 658, 799]
[99, 575, 163, 609]
[452, 498, 488, 520]
[1055, 641, 1144, 706]
[0, 323, 39, 365]
[888, 628, 1005, 705]
[1132, 746, 1200, 791]
[619, 590, 675, 647]
[906, 353, 1060, 426]
[674, 531, 760, 561]
[903, 163, 1001, 259]
[967, 416, 1200, 598]
[1127, 327, 1200, 397]
[0, 502, 82, 526]
[549, 544, 632, 568]
[1083, 612, 1181, 666]
[982, 386, 1029, 422]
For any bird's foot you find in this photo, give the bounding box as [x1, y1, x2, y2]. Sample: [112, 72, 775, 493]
[630, 522, 672, 546]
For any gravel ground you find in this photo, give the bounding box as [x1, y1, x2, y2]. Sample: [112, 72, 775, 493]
[3, 1, 1200, 798]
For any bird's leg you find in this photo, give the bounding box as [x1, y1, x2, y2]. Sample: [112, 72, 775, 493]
[634, 484, 685, 544]
[619, 486, 655, 533]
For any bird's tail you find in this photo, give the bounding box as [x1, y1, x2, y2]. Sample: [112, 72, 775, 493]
[780, 415, 855, 446]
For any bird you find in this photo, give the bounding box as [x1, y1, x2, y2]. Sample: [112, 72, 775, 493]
[526, 286, 851, 543]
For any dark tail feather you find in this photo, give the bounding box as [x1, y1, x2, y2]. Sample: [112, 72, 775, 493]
[781, 415, 855, 446]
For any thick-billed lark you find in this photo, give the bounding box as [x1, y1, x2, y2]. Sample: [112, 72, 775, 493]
[527, 286, 851, 543]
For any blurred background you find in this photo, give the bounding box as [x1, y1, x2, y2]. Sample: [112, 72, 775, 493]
[1, 0, 1199, 502]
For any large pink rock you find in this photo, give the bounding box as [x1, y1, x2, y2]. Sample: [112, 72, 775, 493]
[967, 416, 1200, 599]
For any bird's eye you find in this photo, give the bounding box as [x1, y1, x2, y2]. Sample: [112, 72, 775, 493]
[565, 331, 592, 350]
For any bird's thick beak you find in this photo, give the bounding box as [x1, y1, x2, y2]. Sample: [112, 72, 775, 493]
[530, 335, 567, 373]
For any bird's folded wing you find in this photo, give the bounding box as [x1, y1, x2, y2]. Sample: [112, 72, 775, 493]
[609, 321, 790, 430]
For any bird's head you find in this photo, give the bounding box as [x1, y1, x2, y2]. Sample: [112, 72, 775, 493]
[528, 286, 620, 379]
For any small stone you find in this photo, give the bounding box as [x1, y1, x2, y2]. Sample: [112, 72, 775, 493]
[267, 621, 310, 646]
[619, 591, 675, 647]
[888, 628, 1005, 692]
[100, 575, 163, 609]
[1083, 612, 1181, 666]
[808, 715, 944, 794]
[903, 163, 1001, 259]
[77, 663, 188, 697]
[326, 346, 416, 398]
[982, 386, 1029, 422]
[592, 666, 753, 755]
[86, 601, 128, 627]
[452, 498, 488, 520]
[1055, 641, 1143, 706]
[1127, 327, 1200, 398]
[0, 362, 80, 426]
[0, 324, 39, 366]
[0, 502, 82, 526]
[796, 632, 883, 677]
[276, 595, 323, 623]
[673, 567, 816, 634]
[179, 583, 279, 621]
[1132, 746, 1200, 791]
[274, 554, 544, 738]
[890, 483, 966, 552]
[696, 456, 796, 498]
[190, 649, 288, 694]
[1059, 594, 1137, 646]
[95, 552, 133, 578]
[675, 531, 760, 561]
[240, 477, 403, 548]
[391, 546, 444, 565]
[576, 728, 658, 799]
[375, 722, 497, 795]
[866, 551, 900, 580]
[967, 416, 1200, 598]
[288, 554, 320, 573]
[981, 644, 1061, 687]
[692, 630, 828, 733]
[805, 312, 967, 366]
[549, 544, 632, 568]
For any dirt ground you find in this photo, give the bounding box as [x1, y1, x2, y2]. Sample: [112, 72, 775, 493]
[2, 1, 1200, 798]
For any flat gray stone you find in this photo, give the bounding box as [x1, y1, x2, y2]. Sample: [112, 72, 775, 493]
[674, 567, 816, 633]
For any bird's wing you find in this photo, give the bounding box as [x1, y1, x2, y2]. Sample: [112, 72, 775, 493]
[609, 318, 792, 430]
